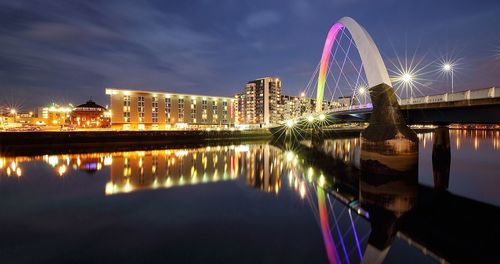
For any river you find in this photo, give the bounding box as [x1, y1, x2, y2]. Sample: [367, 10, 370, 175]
[0, 129, 498, 263]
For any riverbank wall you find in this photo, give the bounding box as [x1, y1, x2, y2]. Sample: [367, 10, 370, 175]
[0, 129, 272, 155]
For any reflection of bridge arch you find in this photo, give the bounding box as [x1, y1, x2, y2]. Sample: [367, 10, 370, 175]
[316, 17, 391, 112]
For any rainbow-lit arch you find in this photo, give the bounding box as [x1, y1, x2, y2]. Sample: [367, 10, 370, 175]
[315, 17, 392, 112]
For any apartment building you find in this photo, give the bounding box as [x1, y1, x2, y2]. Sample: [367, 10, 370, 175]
[106, 88, 235, 130]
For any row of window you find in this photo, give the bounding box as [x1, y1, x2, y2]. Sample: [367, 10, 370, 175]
[122, 96, 228, 123]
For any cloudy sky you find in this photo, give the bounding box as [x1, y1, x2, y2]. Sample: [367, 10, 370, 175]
[1, 0, 499, 109]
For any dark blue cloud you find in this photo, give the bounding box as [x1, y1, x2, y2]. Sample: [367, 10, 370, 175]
[0, 0, 499, 109]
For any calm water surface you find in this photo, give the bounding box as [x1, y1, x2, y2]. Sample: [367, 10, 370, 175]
[0, 129, 498, 263]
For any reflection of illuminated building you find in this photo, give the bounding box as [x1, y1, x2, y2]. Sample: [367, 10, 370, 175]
[0, 144, 285, 196]
[244, 145, 282, 193]
[421, 129, 500, 151]
[0, 157, 23, 177]
[321, 138, 361, 167]
[106, 146, 247, 195]
[43, 154, 108, 175]
[0, 154, 110, 178]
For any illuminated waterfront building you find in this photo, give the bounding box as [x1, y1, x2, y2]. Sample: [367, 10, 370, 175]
[234, 93, 246, 125]
[242, 77, 281, 127]
[278, 94, 347, 120]
[70, 100, 110, 128]
[36, 103, 73, 125]
[105, 88, 235, 130]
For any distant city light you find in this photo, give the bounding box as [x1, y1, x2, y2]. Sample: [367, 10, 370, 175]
[301, 92, 306, 97]
[319, 114, 326, 121]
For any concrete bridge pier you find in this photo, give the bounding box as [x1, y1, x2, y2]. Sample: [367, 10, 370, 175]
[432, 126, 451, 190]
[361, 83, 419, 176]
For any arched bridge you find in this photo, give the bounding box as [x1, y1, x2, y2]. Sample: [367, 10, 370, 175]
[272, 17, 500, 136]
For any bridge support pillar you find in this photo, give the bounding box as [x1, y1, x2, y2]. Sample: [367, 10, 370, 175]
[432, 126, 450, 190]
[361, 83, 419, 176]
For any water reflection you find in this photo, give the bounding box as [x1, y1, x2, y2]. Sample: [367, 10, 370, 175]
[0, 153, 112, 178]
[313, 137, 361, 168]
[0, 144, 371, 263]
[359, 161, 418, 264]
[107, 147, 241, 195]
[419, 129, 500, 151]
[431, 127, 450, 190]
[1, 130, 499, 263]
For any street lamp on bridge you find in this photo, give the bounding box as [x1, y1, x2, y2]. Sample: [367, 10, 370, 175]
[442, 62, 454, 96]
[401, 73, 413, 84]
[358, 86, 366, 95]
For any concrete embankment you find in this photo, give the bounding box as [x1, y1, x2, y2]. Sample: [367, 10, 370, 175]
[0, 129, 272, 155]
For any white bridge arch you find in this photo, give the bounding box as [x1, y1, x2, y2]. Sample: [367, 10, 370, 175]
[316, 17, 392, 112]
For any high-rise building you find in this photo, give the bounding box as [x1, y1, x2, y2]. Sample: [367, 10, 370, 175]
[106, 88, 235, 130]
[234, 93, 246, 125]
[241, 77, 281, 127]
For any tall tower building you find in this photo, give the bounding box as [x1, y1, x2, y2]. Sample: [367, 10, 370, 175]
[243, 77, 281, 127]
[234, 93, 246, 125]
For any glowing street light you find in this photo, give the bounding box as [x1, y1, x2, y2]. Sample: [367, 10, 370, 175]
[358, 86, 366, 95]
[307, 115, 314, 123]
[286, 119, 294, 128]
[442, 62, 454, 95]
[300, 92, 306, 97]
[9, 108, 16, 115]
[319, 113, 326, 121]
[401, 73, 413, 83]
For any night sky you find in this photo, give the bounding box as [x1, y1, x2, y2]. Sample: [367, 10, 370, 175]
[1, 0, 499, 109]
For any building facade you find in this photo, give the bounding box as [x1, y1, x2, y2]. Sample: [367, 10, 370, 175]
[36, 103, 73, 126]
[70, 100, 110, 128]
[279, 95, 348, 120]
[106, 88, 235, 130]
[234, 93, 246, 125]
[239, 77, 281, 127]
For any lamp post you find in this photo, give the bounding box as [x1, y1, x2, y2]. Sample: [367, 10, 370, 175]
[358, 86, 366, 105]
[442, 63, 454, 100]
[401, 73, 414, 103]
